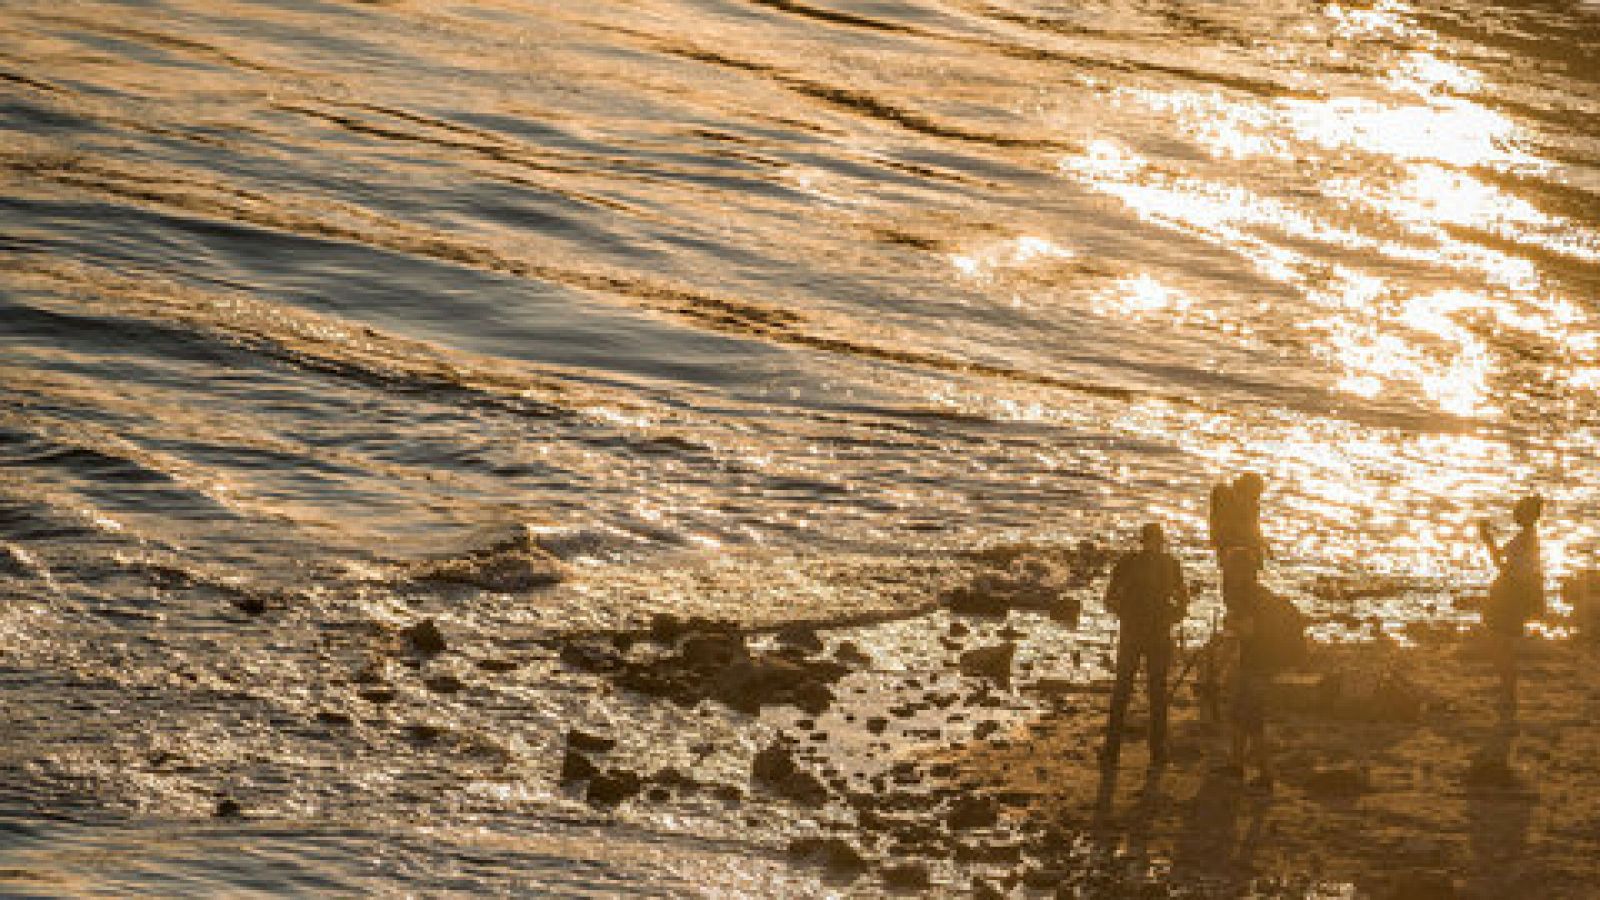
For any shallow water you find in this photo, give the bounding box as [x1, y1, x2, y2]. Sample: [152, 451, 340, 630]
[2, 0, 1598, 893]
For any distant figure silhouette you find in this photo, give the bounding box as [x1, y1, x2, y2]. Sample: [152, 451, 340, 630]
[1222, 554, 1280, 792]
[1478, 495, 1545, 719]
[1101, 522, 1190, 769]
[1208, 472, 1269, 616]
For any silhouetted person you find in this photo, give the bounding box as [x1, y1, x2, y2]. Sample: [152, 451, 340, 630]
[1209, 472, 1269, 617]
[1222, 551, 1275, 791]
[1101, 522, 1190, 769]
[1478, 495, 1545, 721]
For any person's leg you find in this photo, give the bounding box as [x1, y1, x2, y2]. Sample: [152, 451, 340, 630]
[1224, 664, 1248, 776]
[1195, 637, 1220, 726]
[1490, 631, 1518, 721]
[1103, 636, 1139, 763]
[1251, 698, 1273, 785]
[1504, 633, 1520, 720]
[1146, 640, 1172, 765]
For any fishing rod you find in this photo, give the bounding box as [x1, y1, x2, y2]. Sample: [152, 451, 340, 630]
[1165, 607, 1221, 709]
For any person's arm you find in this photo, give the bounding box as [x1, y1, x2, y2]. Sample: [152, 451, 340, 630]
[1169, 557, 1190, 621]
[1478, 520, 1506, 570]
[1103, 558, 1126, 616]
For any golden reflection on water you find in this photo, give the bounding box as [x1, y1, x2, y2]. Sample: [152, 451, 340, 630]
[1095, 273, 1191, 317]
[1049, 0, 1600, 597]
[1060, 0, 1600, 428]
[949, 235, 1075, 280]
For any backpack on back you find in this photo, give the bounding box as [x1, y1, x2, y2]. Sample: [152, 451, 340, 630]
[1250, 588, 1308, 673]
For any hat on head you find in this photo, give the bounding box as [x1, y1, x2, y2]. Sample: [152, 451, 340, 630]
[1514, 494, 1545, 525]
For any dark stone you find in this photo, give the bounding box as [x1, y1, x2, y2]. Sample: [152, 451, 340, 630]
[789, 835, 868, 873]
[715, 657, 800, 709]
[781, 770, 830, 807]
[476, 658, 520, 673]
[651, 767, 697, 788]
[685, 616, 738, 635]
[994, 790, 1035, 808]
[794, 680, 835, 715]
[948, 621, 970, 637]
[235, 594, 268, 616]
[753, 742, 798, 783]
[650, 613, 686, 643]
[404, 723, 448, 742]
[560, 748, 599, 782]
[776, 624, 824, 655]
[402, 619, 448, 656]
[214, 798, 243, 818]
[834, 640, 872, 666]
[712, 656, 838, 715]
[1048, 593, 1081, 625]
[948, 586, 1010, 617]
[867, 717, 889, 735]
[408, 527, 565, 591]
[586, 769, 643, 808]
[754, 742, 828, 806]
[424, 674, 466, 694]
[948, 795, 1000, 829]
[711, 784, 743, 806]
[881, 863, 931, 890]
[359, 688, 396, 705]
[682, 633, 748, 670]
[560, 641, 623, 673]
[609, 632, 635, 653]
[752, 743, 796, 778]
[566, 728, 617, 754]
[315, 710, 353, 726]
[959, 643, 1016, 686]
[646, 786, 670, 803]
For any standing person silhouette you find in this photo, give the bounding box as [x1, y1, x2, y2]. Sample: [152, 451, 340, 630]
[1101, 522, 1190, 770]
[1478, 495, 1546, 721]
[1223, 552, 1278, 791]
[1198, 473, 1269, 729]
